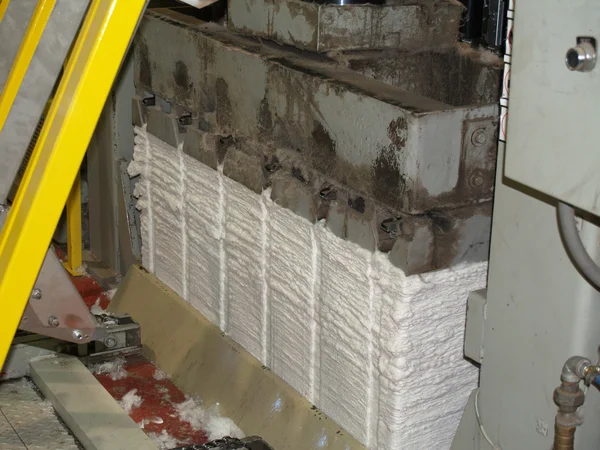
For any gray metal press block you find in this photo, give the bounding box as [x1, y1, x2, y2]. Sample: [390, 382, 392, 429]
[134, 10, 497, 274]
[135, 10, 499, 215]
[227, 0, 464, 52]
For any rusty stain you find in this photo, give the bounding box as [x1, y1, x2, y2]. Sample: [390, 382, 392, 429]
[64, 313, 84, 328]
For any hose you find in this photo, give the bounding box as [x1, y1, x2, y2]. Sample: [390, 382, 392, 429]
[557, 202, 600, 289]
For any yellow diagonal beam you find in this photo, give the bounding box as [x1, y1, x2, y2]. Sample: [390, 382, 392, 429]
[0, 0, 56, 130]
[0, 0, 147, 369]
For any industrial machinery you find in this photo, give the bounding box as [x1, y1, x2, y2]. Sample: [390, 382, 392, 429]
[0, 0, 598, 449]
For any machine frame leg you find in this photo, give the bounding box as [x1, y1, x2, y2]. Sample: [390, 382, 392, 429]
[0, 0, 148, 369]
[64, 173, 83, 276]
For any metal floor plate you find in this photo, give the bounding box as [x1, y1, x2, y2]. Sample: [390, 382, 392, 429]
[0, 378, 79, 450]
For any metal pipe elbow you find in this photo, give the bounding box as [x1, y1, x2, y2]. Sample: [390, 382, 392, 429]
[561, 356, 592, 383]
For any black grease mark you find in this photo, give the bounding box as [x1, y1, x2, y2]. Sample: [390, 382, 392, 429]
[258, 96, 273, 136]
[264, 155, 281, 173]
[138, 40, 152, 87]
[348, 196, 366, 214]
[428, 210, 456, 234]
[173, 60, 192, 96]
[387, 117, 408, 148]
[311, 121, 336, 175]
[291, 167, 307, 183]
[215, 77, 233, 131]
[373, 146, 401, 208]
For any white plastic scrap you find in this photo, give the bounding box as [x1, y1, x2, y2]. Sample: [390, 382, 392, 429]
[175, 397, 244, 441]
[91, 357, 127, 381]
[153, 368, 168, 380]
[148, 430, 178, 449]
[119, 388, 143, 413]
[90, 297, 114, 316]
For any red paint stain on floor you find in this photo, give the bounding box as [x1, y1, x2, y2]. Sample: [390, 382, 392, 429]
[95, 356, 208, 446]
[72, 275, 111, 310]
[54, 246, 111, 309]
[57, 246, 207, 447]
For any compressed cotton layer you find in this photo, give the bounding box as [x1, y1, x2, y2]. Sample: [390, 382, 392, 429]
[223, 177, 268, 361]
[317, 222, 375, 445]
[268, 204, 319, 401]
[130, 127, 485, 449]
[184, 156, 222, 324]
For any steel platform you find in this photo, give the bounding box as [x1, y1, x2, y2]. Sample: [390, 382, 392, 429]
[0, 377, 79, 450]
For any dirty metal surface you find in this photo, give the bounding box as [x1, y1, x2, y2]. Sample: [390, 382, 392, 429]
[132, 10, 499, 273]
[134, 10, 499, 215]
[227, 0, 463, 52]
[0, 412, 25, 450]
[0, 379, 80, 450]
[344, 45, 503, 107]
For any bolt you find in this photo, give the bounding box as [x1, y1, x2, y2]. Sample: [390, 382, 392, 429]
[31, 288, 42, 300]
[48, 315, 59, 327]
[0, 204, 5, 213]
[72, 329, 84, 341]
[469, 173, 485, 187]
[103, 336, 118, 349]
[471, 129, 487, 147]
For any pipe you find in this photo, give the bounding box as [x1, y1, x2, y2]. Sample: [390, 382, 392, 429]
[553, 380, 584, 450]
[553, 356, 595, 450]
[554, 423, 576, 450]
[557, 202, 600, 289]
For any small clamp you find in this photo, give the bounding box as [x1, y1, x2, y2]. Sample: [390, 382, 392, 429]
[380, 217, 403, 239]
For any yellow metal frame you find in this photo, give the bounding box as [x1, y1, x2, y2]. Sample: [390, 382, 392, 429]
[0, 0, 56, 131]
[0, 0, 147, 369]
[63, 173, 83, 276]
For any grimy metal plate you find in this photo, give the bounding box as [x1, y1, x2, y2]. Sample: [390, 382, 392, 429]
[0, 378, 79, 450]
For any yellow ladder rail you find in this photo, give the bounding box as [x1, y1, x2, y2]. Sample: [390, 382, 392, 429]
[64, 173, 83, 276]
[0, 0, 11, 23]
[0, 0, 147, 369]
[0, 0, 56, 131]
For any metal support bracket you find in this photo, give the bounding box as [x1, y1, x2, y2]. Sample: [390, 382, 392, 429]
[2, 314, 141, 379]
[20, 248, 106, 344]
[464, 289, 487, 364]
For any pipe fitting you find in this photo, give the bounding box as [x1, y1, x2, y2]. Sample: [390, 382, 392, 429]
[553, 355, 596, 450]
[561, 356, 592, 383]
[553, 382, 585, 427]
